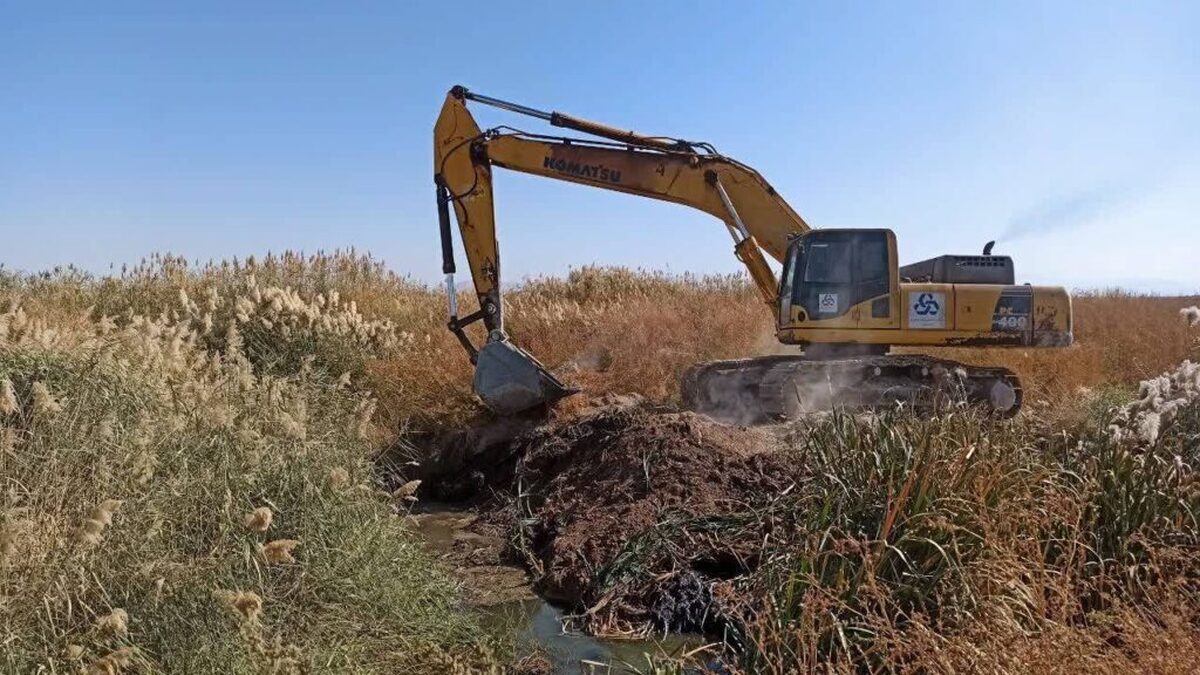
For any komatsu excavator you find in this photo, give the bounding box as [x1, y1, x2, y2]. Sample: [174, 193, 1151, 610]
[433, 85, 1073, 419]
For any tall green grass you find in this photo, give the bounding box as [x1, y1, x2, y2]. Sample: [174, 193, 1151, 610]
[725, 403, 1200, 672]
[0, 267, 492, 673]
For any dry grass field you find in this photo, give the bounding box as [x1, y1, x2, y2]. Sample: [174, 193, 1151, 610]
[1, 251, 1198, 673]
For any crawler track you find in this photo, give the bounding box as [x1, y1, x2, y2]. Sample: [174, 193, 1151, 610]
[681, 354, 1022, 423]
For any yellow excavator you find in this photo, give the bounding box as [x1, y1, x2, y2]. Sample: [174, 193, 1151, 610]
[433, 85, 1073, 419]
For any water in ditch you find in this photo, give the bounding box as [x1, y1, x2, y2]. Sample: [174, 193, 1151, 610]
[410, 506, 710, 673]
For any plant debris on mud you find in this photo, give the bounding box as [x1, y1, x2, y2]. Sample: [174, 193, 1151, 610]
[406, 395, 800, 635]
[512, 398, 794, 629]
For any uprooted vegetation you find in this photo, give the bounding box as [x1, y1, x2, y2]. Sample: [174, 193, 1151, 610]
[2, 252, 1199, 673]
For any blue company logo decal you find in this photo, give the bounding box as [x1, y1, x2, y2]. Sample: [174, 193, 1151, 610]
[913, 293, 941, 316]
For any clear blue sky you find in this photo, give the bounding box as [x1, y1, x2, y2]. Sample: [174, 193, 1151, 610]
[2, 1, 1197, 291]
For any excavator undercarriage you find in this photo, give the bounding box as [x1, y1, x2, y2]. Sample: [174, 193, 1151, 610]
[682, 352, 1021, 424]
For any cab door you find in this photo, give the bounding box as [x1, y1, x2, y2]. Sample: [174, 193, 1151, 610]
[789, 234, 857, 328]
[782, 229, 898, 330]
[853, 230, 898, 329]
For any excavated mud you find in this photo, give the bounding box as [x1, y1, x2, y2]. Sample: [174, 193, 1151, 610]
[403, 395, 798, 635]
[514, 401, 790, 606]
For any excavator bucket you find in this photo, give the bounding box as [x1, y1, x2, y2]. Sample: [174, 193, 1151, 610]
[473, 338, 576, 415]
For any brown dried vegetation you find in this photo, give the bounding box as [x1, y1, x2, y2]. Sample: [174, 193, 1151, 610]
[2, 251, 1197, 673]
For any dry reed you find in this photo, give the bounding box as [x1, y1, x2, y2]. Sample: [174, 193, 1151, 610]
[2, 250, 1196, 673]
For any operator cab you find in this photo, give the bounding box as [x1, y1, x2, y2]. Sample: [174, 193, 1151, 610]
[779, 229, 895, 325]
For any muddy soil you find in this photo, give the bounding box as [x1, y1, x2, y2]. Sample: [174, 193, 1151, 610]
[400, 394, 799, 637]
[514, 400, 792, 614]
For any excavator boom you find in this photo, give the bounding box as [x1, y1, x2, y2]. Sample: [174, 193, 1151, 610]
[434, 86, 807, 414]
[435, 87, 807, 325]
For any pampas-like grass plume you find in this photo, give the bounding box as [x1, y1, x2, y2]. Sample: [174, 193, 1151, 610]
[277, 411, 306, 441]
[0, 378, 18, 415]
[1182, 306, 1200, 327]
[328, 466, 350, 488]
[94, 608, 129, 636]
[93, 499, 123, 527]
[1137, 411, 1162, 445]
[1109, 349, 1200, 446]
[393, 479, 422, 502]
[352, 398, 376, 441]
[260, 539, 300, 564]
[76, 499, 122, 545]
[86, 647, 133, 675]
[244, 506, 273, 533]
[216, 589, 264, 622]
[131, 451, 157, 484]
[230, 591, 263, 621]
[30, 381, 62, 416]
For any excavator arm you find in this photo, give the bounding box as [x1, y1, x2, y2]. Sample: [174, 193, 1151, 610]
[433, 85, 811, 414]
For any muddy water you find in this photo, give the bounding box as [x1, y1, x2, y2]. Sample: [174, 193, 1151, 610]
[410, 507, 457, 550]
[409, 506, 706, 672]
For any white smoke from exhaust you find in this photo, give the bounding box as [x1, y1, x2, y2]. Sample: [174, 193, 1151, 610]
[999, 185, 1134, 244]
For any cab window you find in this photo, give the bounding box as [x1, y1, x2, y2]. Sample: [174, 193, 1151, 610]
[803, 243, 853, 283]
[785, 230, 892, 319]
[859, 237, 889, 283]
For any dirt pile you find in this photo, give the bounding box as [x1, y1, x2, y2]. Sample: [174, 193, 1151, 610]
[402, 395, 799, 634]
[504, 397, 795, 632]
